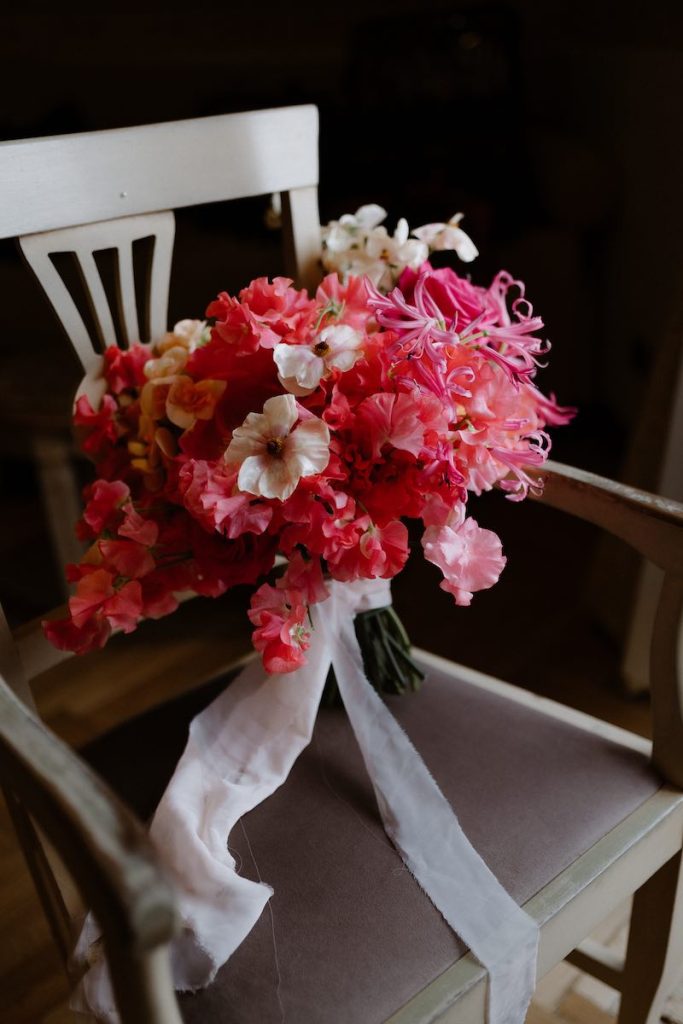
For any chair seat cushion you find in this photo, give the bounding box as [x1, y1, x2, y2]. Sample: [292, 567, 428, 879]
[81, 658, 661, 1023]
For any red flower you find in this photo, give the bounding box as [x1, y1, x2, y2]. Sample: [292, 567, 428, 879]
[73, 394, 119, 456]
[179, 460, 273, 539]
[103, 344, 150, 394]
[79, 479, 130, 537]
[248, 583, 310, 674]
[329, 520, 409, 581]
[43, 614, 111, 655]
[118, 505, 159, 546]
[98, 539, 155, 579]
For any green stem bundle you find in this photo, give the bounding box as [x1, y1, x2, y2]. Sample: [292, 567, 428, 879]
[322, 605, 424, 707]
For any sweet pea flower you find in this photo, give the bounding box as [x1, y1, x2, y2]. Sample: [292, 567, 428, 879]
[248, 582, 311, 674]
[422, 511, 506, 606]
[412, 213, 479, 262]
[274, 324, 364, 395]
[365, 218, 428, 278]
[321, 205, 428, 291]
[322, 204, 388, 254]
[225, 393, 330, 501]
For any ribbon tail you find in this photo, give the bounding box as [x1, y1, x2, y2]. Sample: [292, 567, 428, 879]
[320, 607, 539, 1024]
[72, 636, 333, 1021]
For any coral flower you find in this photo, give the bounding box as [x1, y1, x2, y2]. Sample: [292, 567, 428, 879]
[225, 393, 330, 501]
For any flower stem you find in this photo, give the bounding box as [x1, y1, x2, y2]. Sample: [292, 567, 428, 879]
[322, 606, 424, 707]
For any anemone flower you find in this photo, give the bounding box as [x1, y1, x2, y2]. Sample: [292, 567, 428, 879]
[225, 394, 330, 501]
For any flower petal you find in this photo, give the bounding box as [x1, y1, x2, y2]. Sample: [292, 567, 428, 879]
[262, 393, 298, 436]
[259, 458, 300, 500]
[274, 344, 324, 389]
[286, 418, 330, 477]
[237, 454, 270, 495]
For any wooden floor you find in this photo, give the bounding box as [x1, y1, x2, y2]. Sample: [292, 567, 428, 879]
[0, 578, 665, 1024]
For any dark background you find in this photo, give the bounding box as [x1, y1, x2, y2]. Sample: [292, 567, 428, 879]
[1, 0, 682, 690]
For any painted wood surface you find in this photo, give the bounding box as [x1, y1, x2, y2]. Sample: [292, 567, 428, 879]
[0, 106, 319, 238]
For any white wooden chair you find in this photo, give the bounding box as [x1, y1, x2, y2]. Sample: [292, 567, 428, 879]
[1, 108, 683, 1024]
[4, 104, 322, 577]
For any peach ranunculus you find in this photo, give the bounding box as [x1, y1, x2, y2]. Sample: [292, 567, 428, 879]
[145, 320, 211, 379]
[165, 377, 227, 430]
[140, 375, 226, 432]
[225, 393, 330, 501]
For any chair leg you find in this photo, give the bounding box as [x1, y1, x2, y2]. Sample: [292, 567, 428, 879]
[106, 943, 184, 1024]
[618, 849, 683, 1024]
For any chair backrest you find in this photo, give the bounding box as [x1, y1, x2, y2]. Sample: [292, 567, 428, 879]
[0, 105, 321, 376]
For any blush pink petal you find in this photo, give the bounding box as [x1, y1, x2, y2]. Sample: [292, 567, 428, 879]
[422, 517, 506, 607]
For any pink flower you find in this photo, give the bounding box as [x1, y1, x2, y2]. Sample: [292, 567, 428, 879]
[315, 274, 374, 331]
[330, 519, 409, 581]
[225, 394, 330, 501]
[356, 391, 448, 459]
[238, 276, 316, 339]
[68, 568, 143, 634]
[248, 582, 311, 674]
[278, 551, 330, 604]
[179, 460, 273, 538]
[422, 514, 506, 606]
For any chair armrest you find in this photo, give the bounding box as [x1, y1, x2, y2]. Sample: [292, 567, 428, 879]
[535, 460, 683, 574]
[535, 460, 683, 787]
[0, 675, 177, 956]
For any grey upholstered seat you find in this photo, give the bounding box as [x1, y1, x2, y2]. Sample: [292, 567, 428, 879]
[82, 660, 661, 1024]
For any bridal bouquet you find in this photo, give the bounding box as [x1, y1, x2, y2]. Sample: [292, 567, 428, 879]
[45, 206, 572, 684]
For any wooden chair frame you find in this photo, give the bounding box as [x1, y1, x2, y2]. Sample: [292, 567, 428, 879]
[1, 108, 683, 1023]
[2, 462, 682, 1023]
[1, 104, 321, 574]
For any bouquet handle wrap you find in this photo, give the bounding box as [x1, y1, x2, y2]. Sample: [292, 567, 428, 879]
[73, 579, 538, 1024]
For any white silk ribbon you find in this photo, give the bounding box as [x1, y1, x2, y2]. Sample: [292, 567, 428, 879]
[72, 578, 538, 1023]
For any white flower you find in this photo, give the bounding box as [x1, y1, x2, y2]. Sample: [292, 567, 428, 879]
[322, 204, 387, 256]
[412, 213, 479, 263]
[321, 205, 430, 292]
[225, 394, 330, 501]
[172, 319, 211, 350]
[365, 218, 428, 279]
[273, 325, 364, 395]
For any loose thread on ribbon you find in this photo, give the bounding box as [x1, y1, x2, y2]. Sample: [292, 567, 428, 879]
[239, 820, 286, 1024]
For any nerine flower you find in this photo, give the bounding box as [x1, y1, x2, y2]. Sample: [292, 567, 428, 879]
[274, 324, 364, 395]
[225, 393, 330, 501]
